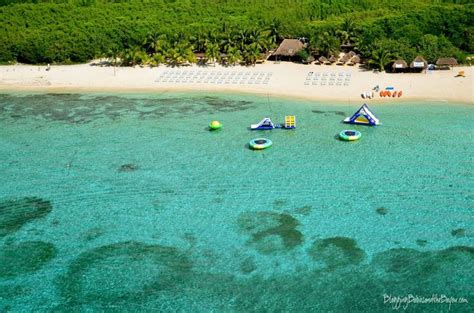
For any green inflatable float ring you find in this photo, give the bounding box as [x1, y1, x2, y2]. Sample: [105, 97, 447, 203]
[249, 138, 272, 150]
[339, 130, 361, 141]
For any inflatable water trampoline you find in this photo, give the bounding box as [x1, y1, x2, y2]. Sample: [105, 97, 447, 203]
[339, 130, 361, 141]
[249, 138, 272, 150]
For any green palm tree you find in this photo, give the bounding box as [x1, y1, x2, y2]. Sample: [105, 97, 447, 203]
[143, 31, 161, 54]
[266, 19, 283, 46]
[226, 46, 242, 66]
[318, 31, 341, 57]
[150, 53, 165, 67]
[243, 43, 260, 66]
[122, 46, 142, 66]
[190, 32, 207, 52]
[183, 44, 196, 64]
[367, 49, 394, 72]
[338, 18, 357, 45]
[106, 45, 121, 75]
[170, 32, 186, 47]
[167, 43, 196, 65]
[206, 30, 217, 47]
[234, 30, 249, 53]
[249, 29, 270, 53]
[220, 32, 235, 53]
[307, 33, 320, 56]
[205, 42, 220, 65]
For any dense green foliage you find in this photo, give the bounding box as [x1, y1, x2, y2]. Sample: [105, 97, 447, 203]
[0, 0, 472, 70]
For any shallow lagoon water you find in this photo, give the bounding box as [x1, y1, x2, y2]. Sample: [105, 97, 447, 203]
[0, 92, 472, 311]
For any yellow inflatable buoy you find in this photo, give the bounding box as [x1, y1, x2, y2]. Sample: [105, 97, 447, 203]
[209, 120, 222, 130]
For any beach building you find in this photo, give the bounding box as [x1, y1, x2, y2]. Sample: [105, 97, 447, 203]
[392, 59, 408, 72]
[271, 39, 305, 61]
[410, 56, 428, 72]
[436, 57, 457, 70]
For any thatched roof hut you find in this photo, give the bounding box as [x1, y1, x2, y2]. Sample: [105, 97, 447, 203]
[329, 55, 337, 63]
[436, 57, 457, 67]
[302, 55, 315, 64]
[338, 53, 352, 64]
[392, 59, 408, 70]
[347, 55, 360, 66]
[272, 39, 305, 57]
[318, 56, 329, 64]
[410, 56, 427, 69]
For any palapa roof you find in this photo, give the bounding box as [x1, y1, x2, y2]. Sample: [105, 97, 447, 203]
[410, 56, 427, 68]
[436, 57, 457, 66]
[339, 53, 352, 63]
[392, 59, 408, 69]
[303, 56, 315, 63]
[329, 55, 338, 63]
[272, 39, 305, 57]
[349, 55, 360, 64]
[318, 56, 329, 63]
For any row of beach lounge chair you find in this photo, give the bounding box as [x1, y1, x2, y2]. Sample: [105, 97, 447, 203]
[304, 71, 353, 86]
[156, 71, 273, 85]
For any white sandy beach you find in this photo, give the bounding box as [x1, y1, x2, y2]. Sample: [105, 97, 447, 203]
[0, 62, 472, 103]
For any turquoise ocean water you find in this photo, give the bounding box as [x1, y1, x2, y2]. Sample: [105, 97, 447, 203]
[0, 92, 473, 312]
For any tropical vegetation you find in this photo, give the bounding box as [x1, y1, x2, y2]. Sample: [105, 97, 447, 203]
[0, 0, 472, 71]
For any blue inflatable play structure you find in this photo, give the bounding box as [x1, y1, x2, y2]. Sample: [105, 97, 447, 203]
[251, 117, 275, 130]
[343, 104, 380, 126]
[251, 116, 296, 130]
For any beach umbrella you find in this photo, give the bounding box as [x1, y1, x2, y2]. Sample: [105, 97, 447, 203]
[318, 56, 329, 64]
[348, 55, 360, 66]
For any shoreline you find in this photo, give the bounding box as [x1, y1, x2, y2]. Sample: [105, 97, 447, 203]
[1, 62, 472, 104]
[1, 86, 471, 107]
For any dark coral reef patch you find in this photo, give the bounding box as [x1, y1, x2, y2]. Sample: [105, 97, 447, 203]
[57, 241, 193, 307]
[237, 212, 303, 254]
[118, 163, 139, 172]
[0, 241, 57, 278]
[0, 197, 52, 237]
[308, 236, 366, 269]
[0, 94, 255, 124]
